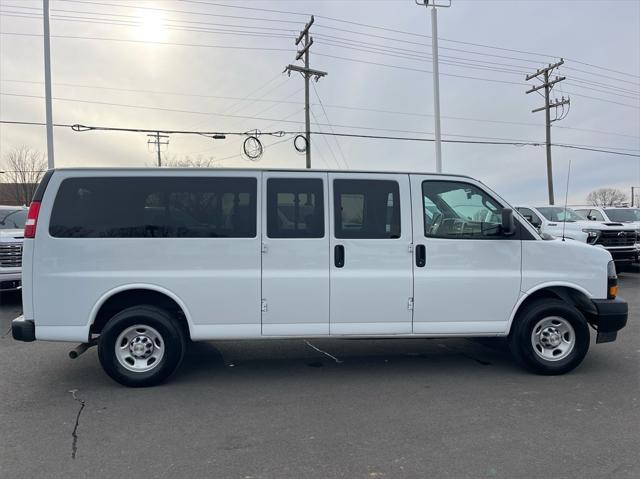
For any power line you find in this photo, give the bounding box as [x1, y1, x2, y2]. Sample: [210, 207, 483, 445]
[2, 10, 636, 95]
[311, 82, 349, 169]
[0, 10, 296, 41]
[40, 0, 640, 81]
[3, 78, 636, 139]
[2, 120, 637, 157]
[314, 52, 527, 86]
[56, 0, 303, 25]
[0, 31, 293, 52]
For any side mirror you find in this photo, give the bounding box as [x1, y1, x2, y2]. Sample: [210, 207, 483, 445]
[523, 214, 533, 223]
[588, 215, 596, 221]
[501, 208, 516, 236]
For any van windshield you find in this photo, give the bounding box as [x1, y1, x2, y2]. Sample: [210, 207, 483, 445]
[536, 207, 586, 222]
[604, 208, 640, 222]
[0, 209, 27, 229]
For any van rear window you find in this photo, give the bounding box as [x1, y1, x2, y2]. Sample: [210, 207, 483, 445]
[49, 177, 257, 238]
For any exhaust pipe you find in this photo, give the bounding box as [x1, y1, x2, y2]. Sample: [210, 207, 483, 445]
[69, 341, 96, 359]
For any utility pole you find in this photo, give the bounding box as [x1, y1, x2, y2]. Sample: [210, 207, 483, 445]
[632, 186, 639, 207]
[147, 132, 169, 167]
[526, 59, 570, 205]
[416, 0, 451, 173]
[43, 0, 54, 169]
[284, 15, 327, 169]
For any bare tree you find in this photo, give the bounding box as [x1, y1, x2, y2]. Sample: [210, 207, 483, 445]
[152, 154, 221, 168]
[586, 188, 629, 206]
[1, 146, 47, 205]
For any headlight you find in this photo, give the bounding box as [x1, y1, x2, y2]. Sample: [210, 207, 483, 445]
[582, 229, 600, 244]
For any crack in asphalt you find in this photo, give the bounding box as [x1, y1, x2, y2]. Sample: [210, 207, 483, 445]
[68, 389, 86, 460]
[304, 340, 343, 364]
[437, 343, 491, 366]
[2, 326, 11, 338]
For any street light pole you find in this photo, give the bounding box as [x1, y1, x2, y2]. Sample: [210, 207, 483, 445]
[430, 6, 442, 173]
[417, 0, 450, 173]
[43, 0, 55, 169]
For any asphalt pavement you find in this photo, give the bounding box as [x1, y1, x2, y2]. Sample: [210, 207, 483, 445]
[0, 274, 638, 479]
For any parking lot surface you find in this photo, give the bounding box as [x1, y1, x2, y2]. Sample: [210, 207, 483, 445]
[1, 274, 638, 479]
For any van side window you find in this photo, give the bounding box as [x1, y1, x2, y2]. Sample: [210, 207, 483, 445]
[267, 178, 324, 238]
[422, 181, 505, 239]
[49, 177, 257, 238]
[334, 179, 400, 239]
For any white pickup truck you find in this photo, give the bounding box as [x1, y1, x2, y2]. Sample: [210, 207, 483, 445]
[0, 205, 27, 292]
[516, 205, 639, 267]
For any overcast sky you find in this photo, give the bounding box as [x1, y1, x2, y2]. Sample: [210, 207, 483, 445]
[1, 0, 639, 205]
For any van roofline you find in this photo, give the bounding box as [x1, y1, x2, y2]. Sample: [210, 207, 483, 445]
[46, 167, 476, 180]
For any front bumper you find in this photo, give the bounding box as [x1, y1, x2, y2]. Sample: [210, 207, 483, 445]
[589, 298, 628, 344]
[11, 315, 35, 342]
[0, 271, 22, 291]
[607, 247, 639, 262]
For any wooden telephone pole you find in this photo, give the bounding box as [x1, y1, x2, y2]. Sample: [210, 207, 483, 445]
[284, 15, 327, 169]
[147, 132, 169, 167]
[526, 59, 570, 205]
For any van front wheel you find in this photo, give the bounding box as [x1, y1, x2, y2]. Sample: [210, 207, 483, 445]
[98, 305, 186, 387]
[509, 299, 590, 375]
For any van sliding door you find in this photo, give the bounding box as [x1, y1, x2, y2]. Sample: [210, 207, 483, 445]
[261, 172, 330, 335]
[328, 173, 413, 335]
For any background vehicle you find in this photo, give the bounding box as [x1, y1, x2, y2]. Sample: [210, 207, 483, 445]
[573, 206, 640, 226]
[573, 206, 640, 265]
[516, 205, 639, 267]
[12, 169, 627, 386]
[0, 205, 27, 292]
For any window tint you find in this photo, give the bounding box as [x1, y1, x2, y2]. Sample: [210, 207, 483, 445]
[589, 209, 605, 221]
[267, 178, 324, 238]
[0, 209, 27, 230]
[517, 207, 542, 227]
[50, 177, 257, 238]
[536, 207, 585, 222]
[422, 181, 505, 239]
[604, 208, 640, 222]
[334, 179, 400, 239]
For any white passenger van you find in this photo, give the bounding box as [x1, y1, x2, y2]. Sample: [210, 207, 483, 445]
[12, 169, 628, 386]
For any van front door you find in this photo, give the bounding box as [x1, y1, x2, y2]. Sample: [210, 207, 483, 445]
[261, 172, 330, 335]
[410, 176, 522, 334]
[329, 173, 413, 334]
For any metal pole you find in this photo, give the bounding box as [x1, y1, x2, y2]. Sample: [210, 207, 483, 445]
[43, 0, 54, 169]
[304, 30, 311, 169]
[431, 6, 442, 173]
[156, 132, 162, 167]
[544, 70, 554, 205]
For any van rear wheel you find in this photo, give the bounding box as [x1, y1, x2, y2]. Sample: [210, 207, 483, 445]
[98, 305, 185, 387]
[508, 299, 590, 375]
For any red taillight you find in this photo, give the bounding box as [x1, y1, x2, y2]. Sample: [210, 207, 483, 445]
[24, 201, 41, 238]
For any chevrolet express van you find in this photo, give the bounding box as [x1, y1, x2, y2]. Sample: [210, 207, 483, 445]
[12, 169, 628, 386]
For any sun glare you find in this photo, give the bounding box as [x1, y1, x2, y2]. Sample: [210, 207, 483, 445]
[137, 11, 166, 42]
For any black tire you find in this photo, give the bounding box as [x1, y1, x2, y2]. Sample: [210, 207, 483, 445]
[98, 305, 186, 387]
[508, 298, 590, 375]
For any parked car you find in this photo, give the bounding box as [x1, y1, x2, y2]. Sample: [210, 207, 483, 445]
[13, 169, 627, 386]
[516, 205, 639, 267]
[0, 205, 27, 292]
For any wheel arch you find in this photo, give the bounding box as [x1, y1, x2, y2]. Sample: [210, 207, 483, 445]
[89, 284, 194, 340]
[506, 282, 596, 334]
